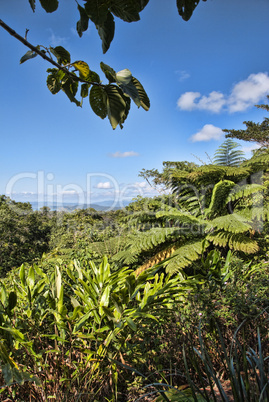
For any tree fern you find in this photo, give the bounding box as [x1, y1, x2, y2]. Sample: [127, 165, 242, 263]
[205, 180, 235, 219]
[209, 214, 252, 233]
[213, 139, 245, 166]
[207, 231, 259, 253]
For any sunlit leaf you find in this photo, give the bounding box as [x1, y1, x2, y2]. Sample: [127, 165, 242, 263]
[131, 77, 150, 111]
[105, 85, 127, 129]
[50, 46, 70, 65]
[20, 50, 37, 64]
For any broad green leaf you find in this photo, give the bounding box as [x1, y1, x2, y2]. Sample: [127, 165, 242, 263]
[97, 11, 115, 54]
[19, 264, 26, 287]
[2, 364, 13, 386]
[28, 266, 35, 289]
[125, 317, 137, 331]
[47, 70, 62, 94]
[73, 61, 100, 83]
[81, 83, 89, 98]
[39, 0, 58, 13]
[110, 0, 140, 22]
[100, 62, 116, 83]
[8, 292, 17, 311]
[131, 77, 150, 111]
[119, 81, 140, 107]
[105, 85, 127, 129]
[76, 3, 89, 37]
[28, 0, 36, 12]
[20, 50, 37, 64]
[0, 284, 7, 307]
[89, 86, 107, 119]
[84, 0, 109, 25]
[100, 285, 111, 307]
[50, 46, 70, 65]
[61, 77, 80, 107]
[0, 326, 25, 341]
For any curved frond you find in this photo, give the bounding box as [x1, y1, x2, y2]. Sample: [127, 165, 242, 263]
[209, 214, 252, 233]
[207, 231, 259, 254]
[206, 180, 235, 218]
[163, 239, 206, 274]
[228, 183, 265, 202]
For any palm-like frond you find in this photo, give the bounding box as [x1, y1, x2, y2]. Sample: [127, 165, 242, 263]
[207, 231, 259, 253]
[209, 214, 252, 233]
[163, 239, 206, 274]
[205, 180, 235, 219]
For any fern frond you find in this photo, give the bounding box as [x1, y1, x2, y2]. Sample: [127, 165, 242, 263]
[135, 245, 177, 276]
[163, 239, 206, 274]
[209, 214, 252, 233]
[205, 180, 235, 218]
[207, 231, 259, 253]
[228, 183, 265, 202]
[156, 207, 205, 226]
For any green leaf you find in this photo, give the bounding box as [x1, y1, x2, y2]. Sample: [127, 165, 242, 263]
[73, 61, 100, 83]
[131, 77, 150, 111]
[2, 364, 13, 385]
[119, 81, 140, 107]
[20, 50, 37, 64]
[97, 11, 115, 54]
[105, 85, 127, 129]
[84, 0, 109, 25]
[100, 62, 117, 83]
[81, 83, 89, 98]
[76, 3, 90, 37]
[19, 264, 26, 287]
[47, 69, 64, 94]
[28, 0, 36, 12]
[39, 0, 58, 13]
[55, 266, 61, 299]
[61, 77, 81, 107]
[89, 86, 108, 119]
[110, 0, 140, 22]
[100, 285, 111, 307]
[50, 46, 70, 65]
[125, 317, 137, 331]
[8, 292, 17, 311]
[28, 266, 35, 289]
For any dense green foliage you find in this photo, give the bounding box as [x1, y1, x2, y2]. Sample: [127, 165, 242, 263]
[1, 136, 269, 400]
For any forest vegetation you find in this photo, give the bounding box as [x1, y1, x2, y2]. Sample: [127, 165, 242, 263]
[1, 103, 269, 400]
[1, 1, 269, 401]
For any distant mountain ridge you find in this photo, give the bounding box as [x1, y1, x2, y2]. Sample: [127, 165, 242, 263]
[30, 200, 131, 211]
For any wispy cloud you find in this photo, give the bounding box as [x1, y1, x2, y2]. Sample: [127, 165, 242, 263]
[177, 72, 269, 113]
[109, 151, 139, 158]
[241, 143, 260, 153]
[190, 124, 224, 142]
[176, 70, 190, 82]
[95, 182, 113, 189]
[47, 28, 68, 47]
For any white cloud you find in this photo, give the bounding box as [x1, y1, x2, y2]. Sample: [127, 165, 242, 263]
[96, 182, 113, 189]
[177, 72, 269, 113]
[109, 151, 139, 158]
[241, 143, 260, 153]
[190, 124, 224, 142]
[176, 70, 190, 82]
[47, 29, 68, 47]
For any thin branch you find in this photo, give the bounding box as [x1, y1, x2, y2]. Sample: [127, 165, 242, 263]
[0, 19, 101, 87]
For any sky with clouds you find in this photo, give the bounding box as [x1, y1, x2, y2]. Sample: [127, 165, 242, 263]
[1, 0, 269, 207]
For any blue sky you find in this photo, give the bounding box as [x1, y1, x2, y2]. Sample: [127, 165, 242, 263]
[1, 0, 269, 207]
